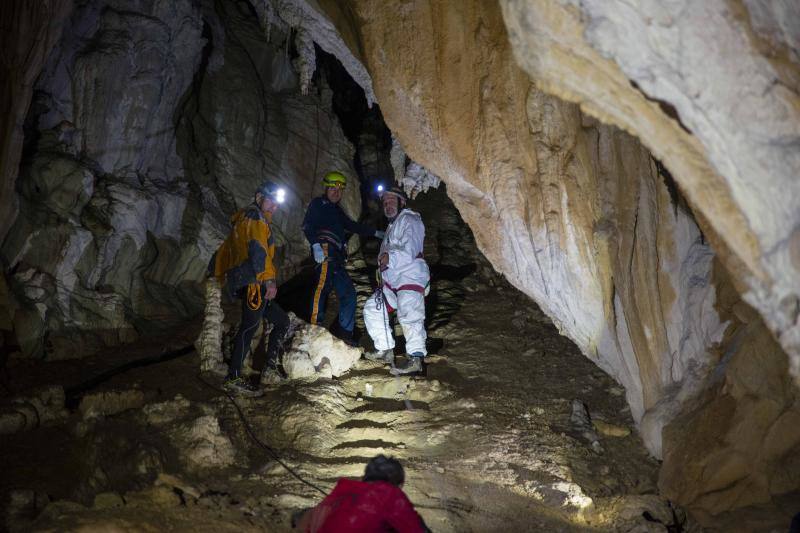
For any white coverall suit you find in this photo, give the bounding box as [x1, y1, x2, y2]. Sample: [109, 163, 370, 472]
[364, 209, 430, 355]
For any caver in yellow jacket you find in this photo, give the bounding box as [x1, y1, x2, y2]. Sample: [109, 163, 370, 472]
[211, 204, 276, 299]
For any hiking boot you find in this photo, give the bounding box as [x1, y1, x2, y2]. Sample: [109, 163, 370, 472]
[364, 349, 393, 364]
[223, 375, 264, 397]
[390, 353, 424, 376]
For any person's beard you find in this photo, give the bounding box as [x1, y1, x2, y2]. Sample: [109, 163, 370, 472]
[384, 205, 398, 220]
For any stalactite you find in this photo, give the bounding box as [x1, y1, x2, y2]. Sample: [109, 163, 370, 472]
[253, 0, 276, 41]
[293, 28, 316, 96]
[390, 135, 406, 185]
[401, 162, 441, 199]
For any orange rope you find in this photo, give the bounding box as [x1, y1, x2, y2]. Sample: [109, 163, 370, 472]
[247, 283, 262, 311]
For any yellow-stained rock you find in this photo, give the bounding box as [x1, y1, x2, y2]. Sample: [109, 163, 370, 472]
[593, 420, 631, 438]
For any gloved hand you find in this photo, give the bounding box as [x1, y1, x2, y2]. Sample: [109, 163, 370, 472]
[312, 243, 325, 263]
[263, 279, 277, 300]
[374, 230, 385, 239]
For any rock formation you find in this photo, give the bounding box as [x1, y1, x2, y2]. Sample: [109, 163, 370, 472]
[281, 317, 362, 380]
[195, 278, 226, 374]
[331, 0, 721, 452]
[498, 0, 800, 384]
[1, 0, 798, 525]
[1, 0, 362, 360]
[0, 1, 73, 246]
[320, 0, 800, 520]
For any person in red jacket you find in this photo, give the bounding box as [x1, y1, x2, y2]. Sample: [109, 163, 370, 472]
[294, 455, 429, 533]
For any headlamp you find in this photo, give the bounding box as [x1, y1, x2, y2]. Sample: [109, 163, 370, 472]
[274, 188, 286, 204]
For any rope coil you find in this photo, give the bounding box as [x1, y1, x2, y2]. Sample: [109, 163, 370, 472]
[247, 283, 262, 311]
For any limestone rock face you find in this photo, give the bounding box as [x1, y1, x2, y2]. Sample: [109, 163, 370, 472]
[659, 269, 800, 520]
[282, 319, 362, 380]
[498, 0, 800, 385]
[2, 0, 361, 359]
[169, 415, 236, 472]
[336, 0, 725, 454]
[327, 0, 799, 519]
[0, 0, 73, 246]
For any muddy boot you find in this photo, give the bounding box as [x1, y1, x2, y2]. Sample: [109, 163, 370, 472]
[223, 375, 264, 398]
[390, 353, 424, 376]
[364, 348, 393, 364]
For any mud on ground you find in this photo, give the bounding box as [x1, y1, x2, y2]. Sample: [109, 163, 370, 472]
[1, 264, 696, 532]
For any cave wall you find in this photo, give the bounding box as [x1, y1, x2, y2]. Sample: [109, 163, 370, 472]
[1, 0, 361, 359]
[2, 0, 798, 522]
[0, 1, 73, 246]
[499, 0, 800, 385]
[660, 260, 800, 519]
[332, 0, 722, 453]
[322, 0, 800, 519]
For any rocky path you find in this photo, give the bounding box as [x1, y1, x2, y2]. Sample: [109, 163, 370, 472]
[247, 267, 684, 531]
[2, 263, 692, 531]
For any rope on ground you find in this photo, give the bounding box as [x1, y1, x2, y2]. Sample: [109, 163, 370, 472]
[195, 372, 329, 497]
[64, 345, 195, 410]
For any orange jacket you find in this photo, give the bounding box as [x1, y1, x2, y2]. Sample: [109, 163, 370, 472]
[212, 205, 277, 295]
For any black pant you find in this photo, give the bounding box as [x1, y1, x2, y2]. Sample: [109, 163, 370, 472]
[227, 287, 289, 378]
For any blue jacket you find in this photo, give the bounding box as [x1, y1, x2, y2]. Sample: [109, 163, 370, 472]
[302, 196, 376, 262]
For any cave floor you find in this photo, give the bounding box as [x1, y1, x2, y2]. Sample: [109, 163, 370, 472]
[1, 266, 694, 532]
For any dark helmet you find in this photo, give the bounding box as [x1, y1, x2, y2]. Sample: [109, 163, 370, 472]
[363, 455, 405, 486]
[380, 185, 407, 205]
[256, 180, 286, 203]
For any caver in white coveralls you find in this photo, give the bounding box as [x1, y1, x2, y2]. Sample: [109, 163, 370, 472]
[363, 208, 430, 355]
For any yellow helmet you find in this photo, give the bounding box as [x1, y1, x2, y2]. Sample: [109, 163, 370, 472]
[322, 171, 347, 188]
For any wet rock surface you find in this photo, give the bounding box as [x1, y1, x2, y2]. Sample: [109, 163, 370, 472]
[332, 0, 728, 457]
[1, 0, 798, 529]
[324, 0, 800, 522]
[280, 318, 362, 380]
[2, 0, 362, 360]
[0, 243, 698, 531]
[499, 0, 800, 379]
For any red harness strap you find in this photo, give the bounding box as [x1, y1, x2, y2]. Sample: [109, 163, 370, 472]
[383, 282, 426, 294]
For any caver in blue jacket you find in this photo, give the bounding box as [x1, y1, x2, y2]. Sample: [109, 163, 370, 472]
[302, 195, 381, 342]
